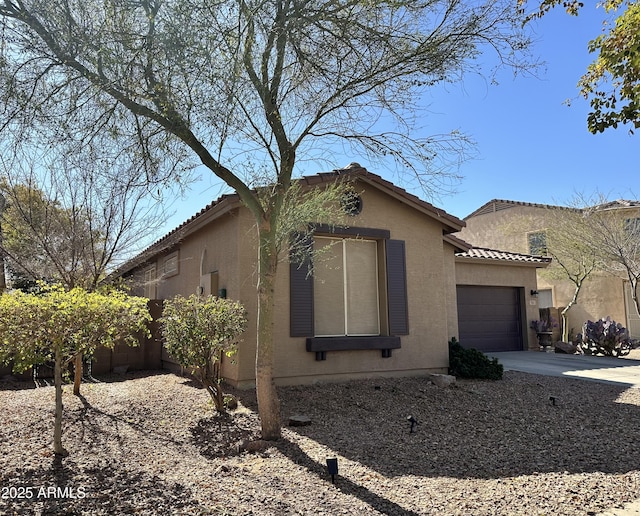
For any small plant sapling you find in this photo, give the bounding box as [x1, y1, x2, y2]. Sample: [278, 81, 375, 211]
[160, 295, 248, 413]
[0, 286, 151, 455]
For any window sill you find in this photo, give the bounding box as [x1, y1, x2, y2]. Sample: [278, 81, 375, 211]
[306, 336, 401, 360]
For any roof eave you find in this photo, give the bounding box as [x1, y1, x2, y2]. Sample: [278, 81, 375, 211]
[454, 255, 552, 268]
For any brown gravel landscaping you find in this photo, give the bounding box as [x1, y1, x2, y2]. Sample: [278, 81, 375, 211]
[1, 365, 640, 515]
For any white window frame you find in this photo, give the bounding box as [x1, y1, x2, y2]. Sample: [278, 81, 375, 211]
[143, 265, 156, 299]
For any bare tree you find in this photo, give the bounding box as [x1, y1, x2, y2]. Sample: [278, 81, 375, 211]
[584, 198, 640, 317]
[0, 147, 169, 290]
[542, 207, 600, 342]
[0, 0, 534, 439]
[542, 195, 640, 340]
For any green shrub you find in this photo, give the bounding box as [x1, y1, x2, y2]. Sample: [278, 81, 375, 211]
[448, 337, 503, 380]
[160, 294, 247, 413]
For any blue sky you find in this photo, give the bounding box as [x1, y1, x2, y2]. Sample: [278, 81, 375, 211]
[162, 5, 639, 233]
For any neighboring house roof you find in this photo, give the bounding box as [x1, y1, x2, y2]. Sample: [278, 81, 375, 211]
[455, 247, 552, 267]
[463, 199, 567, 219]
[464, 198, 639, 220]
[590, 199, 640, 211]
[112, 164, 466, 277]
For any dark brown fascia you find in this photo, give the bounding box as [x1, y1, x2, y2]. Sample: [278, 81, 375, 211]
[443, 233, 473, 253]
[300, 165, 465, 234]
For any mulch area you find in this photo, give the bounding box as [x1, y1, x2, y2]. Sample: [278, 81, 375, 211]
[1, 367, 640, 515]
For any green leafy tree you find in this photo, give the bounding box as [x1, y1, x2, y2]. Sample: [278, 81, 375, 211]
[520, 0, 640, 133]
[0, 0, 534, 440]
[0, 182, 94, 287]
[0, 286, 151, 455]
[161, 295, 248, 413]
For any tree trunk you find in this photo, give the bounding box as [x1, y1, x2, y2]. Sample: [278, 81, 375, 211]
[255, 227, 281, 440]
[561, 282, 582, 342]
[202, 378, 225, 413]
[53, 345, 67, 456]
[73, 354, 82, 396]
[630, 277, 639, 319]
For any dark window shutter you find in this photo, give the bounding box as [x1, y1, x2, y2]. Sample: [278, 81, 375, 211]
[386, 239, 409, 335]
[290, 238, 314, 337]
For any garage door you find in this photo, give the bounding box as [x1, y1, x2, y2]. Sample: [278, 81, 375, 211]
[456, 286, 523, 352]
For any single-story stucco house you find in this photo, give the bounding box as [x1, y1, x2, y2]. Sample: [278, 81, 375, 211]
[113, 165, 550, 387]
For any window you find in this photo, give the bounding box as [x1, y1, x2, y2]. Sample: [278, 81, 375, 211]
[624, 218, 640, 236]
[289, 226, 409, 344]
[313, 237, 379, 336]
[143, 266, 156, 299]
[528, 231, 547, 256]
[538, 289, 553, 309]
[163, 251, 179, 278]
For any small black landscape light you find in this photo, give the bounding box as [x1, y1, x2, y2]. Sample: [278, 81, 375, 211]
[326, 457, 339, 484]
[549, 396, 557, 406]
[407, 415, 419, 433]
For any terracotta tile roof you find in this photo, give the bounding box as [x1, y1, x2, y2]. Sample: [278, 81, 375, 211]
[455, 247, 552, 265]
[591, 199, 640, 210]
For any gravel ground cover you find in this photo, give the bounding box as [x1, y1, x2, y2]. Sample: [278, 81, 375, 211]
[1, 365, 640, 515]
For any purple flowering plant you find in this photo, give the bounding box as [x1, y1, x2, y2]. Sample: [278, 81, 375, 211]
[530, 317, 557, 333]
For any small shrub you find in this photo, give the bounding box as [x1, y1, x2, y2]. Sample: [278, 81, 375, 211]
[530, 317, 557, 333]
[448, 337, 503, 380]
[160, 294, 247, 412]
[581, 317, 633, 357]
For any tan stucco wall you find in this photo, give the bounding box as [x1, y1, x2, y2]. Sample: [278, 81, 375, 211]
[455, 259, 541, 350]
[459, 204, 638, 336]
[269, 183, 454, 386]
[152, 210, 242, 300]
[443, 242, 459, 341]
[198, 182, 459, 387]
[152, 210, 244, 380]
[459, 205, 554, 255]
[538, 272, 628, 338]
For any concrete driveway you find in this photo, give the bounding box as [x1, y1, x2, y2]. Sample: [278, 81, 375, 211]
[487, 350, 640, 389]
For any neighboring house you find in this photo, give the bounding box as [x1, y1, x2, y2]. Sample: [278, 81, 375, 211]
[458, 199, 640, 340]
[113, 167, 549, 387]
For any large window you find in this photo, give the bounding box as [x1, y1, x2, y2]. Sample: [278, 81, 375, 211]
[289, 226, 409, 347]
[625, 218, 640, 236]
[143, 266, 156, 299]
[313, 237, 380, 337]
[163, 251, 179, 278]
